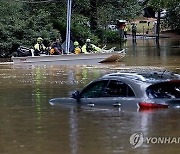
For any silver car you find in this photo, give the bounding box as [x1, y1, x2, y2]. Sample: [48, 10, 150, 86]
[49, 71, 180, 110]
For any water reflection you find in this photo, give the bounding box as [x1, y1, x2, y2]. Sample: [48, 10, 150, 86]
[69, 108, 79, 154]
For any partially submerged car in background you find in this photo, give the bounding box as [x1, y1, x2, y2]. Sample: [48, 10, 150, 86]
[49, 71, 180, 110]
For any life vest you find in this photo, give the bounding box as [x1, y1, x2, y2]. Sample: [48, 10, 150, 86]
[74, 47, 81, 54]
[50, 48, 55, 55]
[34, 43, 46, 52]
[124, 27, 128, 32]
[86, 43, 93, 53]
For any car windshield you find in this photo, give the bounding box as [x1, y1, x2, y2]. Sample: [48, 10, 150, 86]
[146, 81, 180, 99]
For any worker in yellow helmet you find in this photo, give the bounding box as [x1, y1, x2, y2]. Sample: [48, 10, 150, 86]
[73, 41, 82, 54]
[34, 37, 47, 56]
[82, 39, 101, 54]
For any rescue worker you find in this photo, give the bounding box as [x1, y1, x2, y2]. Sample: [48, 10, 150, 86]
[34, 37, 47, 56]
[124, 26, 128, 38]
[81, 39, 101, 54]
[50, 38, 62, 55]
[73, 41, 82, 54]
[131, 24, 137, 40]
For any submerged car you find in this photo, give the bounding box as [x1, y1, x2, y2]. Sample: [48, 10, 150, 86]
[49, 71, 180, 110]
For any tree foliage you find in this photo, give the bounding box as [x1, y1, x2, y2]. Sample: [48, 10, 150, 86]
[146, 0, 180, 32]
[164, 1, 180, 32]
[0, 0, 61, 52]
[0, 0, 179, 53]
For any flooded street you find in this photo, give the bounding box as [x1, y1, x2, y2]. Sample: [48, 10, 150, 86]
[0, 38, 180, 154]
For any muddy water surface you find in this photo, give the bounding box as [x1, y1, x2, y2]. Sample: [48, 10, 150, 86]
[0, 38, 179, 154]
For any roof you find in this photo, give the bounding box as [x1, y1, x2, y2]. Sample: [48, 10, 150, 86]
[102, 71, 180, 83]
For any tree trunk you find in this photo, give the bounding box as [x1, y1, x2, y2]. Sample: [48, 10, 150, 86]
[90, 0, 97, 32]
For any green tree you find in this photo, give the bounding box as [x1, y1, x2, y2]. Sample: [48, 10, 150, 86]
[0, 1, 25, 51]
[0, 0, 60, 52]
[164, 1, 180, 32]
[4, 0, 177, 53]
[145, 0, 180, 32]
[96, 0, 142, 43]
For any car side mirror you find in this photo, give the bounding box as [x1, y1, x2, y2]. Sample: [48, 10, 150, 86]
[71, 91, 80, 99]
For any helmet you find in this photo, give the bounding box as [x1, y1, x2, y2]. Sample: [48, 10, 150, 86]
[74, 41, 79, 46]
[37, 37, 43, 42]
[86, 39, 91, 43]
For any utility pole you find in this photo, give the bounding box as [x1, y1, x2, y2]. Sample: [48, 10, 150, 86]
[65, 0, 72, 54]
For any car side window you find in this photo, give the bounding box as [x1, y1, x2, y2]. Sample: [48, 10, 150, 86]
[80, 80, 108, 98]
[104, 80, 135, 97]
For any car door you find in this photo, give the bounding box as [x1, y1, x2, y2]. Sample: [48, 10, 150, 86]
[102, 80, 138, 110]
[78, 79, 109, 108]
[78, 79, 138, 110]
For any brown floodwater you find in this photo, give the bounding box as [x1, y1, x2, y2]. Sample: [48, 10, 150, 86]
[0, 38, 180, 154]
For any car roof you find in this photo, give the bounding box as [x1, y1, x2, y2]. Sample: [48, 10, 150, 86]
[102, 71, 180, 83]
[83, 71, 180, 98]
